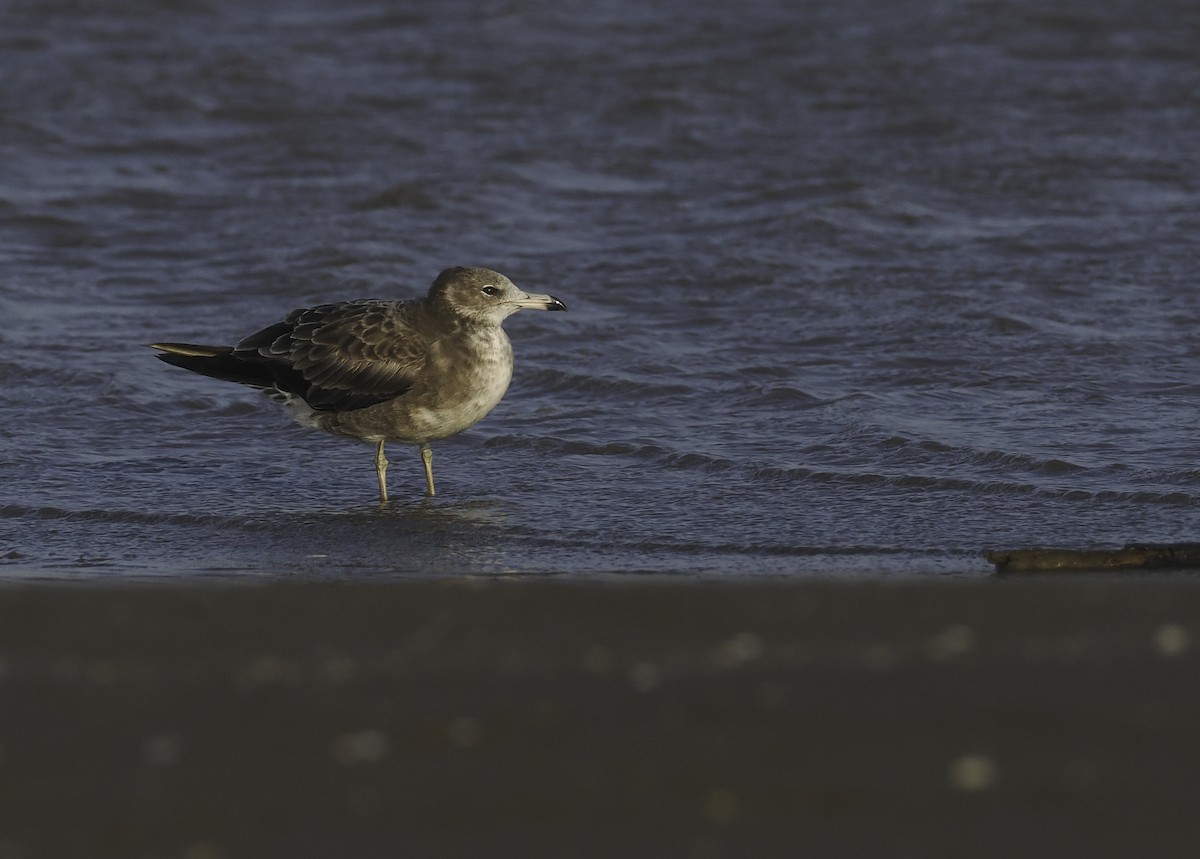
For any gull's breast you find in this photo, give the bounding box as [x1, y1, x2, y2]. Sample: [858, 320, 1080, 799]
[395, 327, 515, 442]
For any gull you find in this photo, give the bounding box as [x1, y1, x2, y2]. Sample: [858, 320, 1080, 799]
[150, 266, 566, 502]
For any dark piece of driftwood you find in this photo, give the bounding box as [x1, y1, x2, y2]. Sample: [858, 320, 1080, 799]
[986, 543, 1200, 574]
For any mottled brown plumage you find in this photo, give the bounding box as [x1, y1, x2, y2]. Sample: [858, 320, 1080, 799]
[151, 267, 566, 501]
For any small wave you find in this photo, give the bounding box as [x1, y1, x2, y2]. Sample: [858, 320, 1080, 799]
[732, 383, 825, 408]
[351, 183, 440, 212]
[745, 466, 1195, 505]
[81, 138, 208, 157]
[507, 160, 666, 196]
[497, 525, 978, 564]
[479, 433, 1191, 503]
[662, 451, 736, 471]
[602, 92, 701, 121]
[78, 188, 199, 211]
[843, 427, 1091, 477]
[483, 435, 668, 459]
[958, 447, 1087, 475]
[0, 359, 109, 387]
[135, 394, 265, 419]
[522, 368, 693, 399]
[0, 503, 249, 528]
[1, 213, 99, 248]
[482, 434, 747, 473]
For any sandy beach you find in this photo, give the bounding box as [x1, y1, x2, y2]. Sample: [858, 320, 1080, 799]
[3, 576, 1200, 857]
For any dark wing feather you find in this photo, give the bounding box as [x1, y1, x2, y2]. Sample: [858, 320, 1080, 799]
[234, 299, 429, 411]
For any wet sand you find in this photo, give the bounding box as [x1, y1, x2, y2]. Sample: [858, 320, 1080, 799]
[3, 576, 1200, 858]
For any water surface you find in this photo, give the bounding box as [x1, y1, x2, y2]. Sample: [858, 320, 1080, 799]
[2, 0, 1199, 580]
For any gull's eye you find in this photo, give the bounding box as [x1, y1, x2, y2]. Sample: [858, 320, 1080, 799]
[481, 285, 500, 296]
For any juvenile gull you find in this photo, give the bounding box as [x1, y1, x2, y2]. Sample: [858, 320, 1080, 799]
[150, 266, 566, 502]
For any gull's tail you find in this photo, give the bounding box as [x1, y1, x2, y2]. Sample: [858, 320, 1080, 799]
[148, 342, 275, 389]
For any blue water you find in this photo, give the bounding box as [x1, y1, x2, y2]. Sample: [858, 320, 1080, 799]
[2, 0, 1199, 579]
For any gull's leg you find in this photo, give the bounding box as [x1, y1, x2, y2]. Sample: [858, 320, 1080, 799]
[419, 443, 435, 497]
[374, 440, 389, 504]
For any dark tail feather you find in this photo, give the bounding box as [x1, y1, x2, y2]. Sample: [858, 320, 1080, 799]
[148, 342, 275, 389]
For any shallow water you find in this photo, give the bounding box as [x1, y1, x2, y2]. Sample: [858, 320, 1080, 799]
[2, 0, 1199, 580]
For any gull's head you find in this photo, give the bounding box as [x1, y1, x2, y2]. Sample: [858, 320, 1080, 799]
[429, 266, 567, 325]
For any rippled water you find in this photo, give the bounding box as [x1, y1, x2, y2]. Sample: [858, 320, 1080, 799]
[2, 0, 1199, 579]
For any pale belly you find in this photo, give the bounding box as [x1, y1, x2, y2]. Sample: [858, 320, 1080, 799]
[396, 360, 513, 442]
